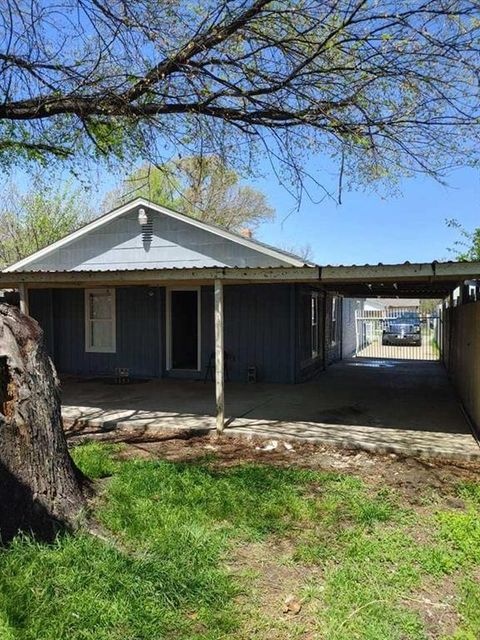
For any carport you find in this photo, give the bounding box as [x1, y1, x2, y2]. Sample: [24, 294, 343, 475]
[322, 260, 480, 443]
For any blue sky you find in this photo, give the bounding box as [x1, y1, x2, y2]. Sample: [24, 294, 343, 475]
[253, 167, 480, 266]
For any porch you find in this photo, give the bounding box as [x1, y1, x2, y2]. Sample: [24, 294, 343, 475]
[61, 358, 480, 461]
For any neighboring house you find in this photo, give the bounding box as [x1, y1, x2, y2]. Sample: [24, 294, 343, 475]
[364, 298, 420, 314]
[363, 298, 386, 312]
[2, 198, 350, 384]
[342, 298, 365, 358]
[452, 281, 480, 305]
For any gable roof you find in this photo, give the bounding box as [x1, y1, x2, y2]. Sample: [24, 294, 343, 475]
[3, 197, 310, 272]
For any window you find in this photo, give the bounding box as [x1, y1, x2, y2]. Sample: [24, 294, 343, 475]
[85, 288, 116, 353]
[311, 292, 320, 358]
[330, 296, 338, 344]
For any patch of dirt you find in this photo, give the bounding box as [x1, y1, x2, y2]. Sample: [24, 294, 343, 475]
[402, 574, 460, 640]
[227, 538, 322, 639]
[109, 432, 480, 500]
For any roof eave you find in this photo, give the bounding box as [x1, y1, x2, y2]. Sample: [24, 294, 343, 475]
[0, 265, 320, 286]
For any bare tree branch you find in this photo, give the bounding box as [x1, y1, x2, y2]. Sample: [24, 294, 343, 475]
[0, 0, 478, 197]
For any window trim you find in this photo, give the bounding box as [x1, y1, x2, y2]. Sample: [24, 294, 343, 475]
[311, 291, 320, 359]
[165, 286, 201, 371]
[330, 296, 338, 345]
[84, 288, 116, 353]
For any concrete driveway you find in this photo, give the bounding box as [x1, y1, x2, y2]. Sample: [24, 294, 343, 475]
[356, 341, 438, 361]
[61, 359, 480, 460]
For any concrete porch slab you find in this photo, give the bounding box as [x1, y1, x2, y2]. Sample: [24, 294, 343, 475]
[61, 359, 480, 461]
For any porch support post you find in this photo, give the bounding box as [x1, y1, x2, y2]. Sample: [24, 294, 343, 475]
[18, 283, 29, 315]
[214, 278, 225, 433]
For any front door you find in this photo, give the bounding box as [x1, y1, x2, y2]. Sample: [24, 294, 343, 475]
[167, 288, 200, 370]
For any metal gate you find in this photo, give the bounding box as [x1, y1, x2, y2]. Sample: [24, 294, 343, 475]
[355, 309, 442, 361]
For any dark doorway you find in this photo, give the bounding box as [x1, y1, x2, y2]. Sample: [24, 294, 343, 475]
[170, 289, 199, 369]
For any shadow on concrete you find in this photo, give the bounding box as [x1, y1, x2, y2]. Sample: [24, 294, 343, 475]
[61, 359, 469, 434]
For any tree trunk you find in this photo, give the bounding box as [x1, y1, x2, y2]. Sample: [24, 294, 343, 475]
[0, 303, 87, 543]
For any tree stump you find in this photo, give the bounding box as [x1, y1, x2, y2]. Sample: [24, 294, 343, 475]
[0, 304, 87, 543]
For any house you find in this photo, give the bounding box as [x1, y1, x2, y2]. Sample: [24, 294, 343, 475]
[3, 202, 480, 436]
[2, 198, 347, 391]
[364, 298, 420, 313]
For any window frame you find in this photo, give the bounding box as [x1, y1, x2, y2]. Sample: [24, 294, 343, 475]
[311, 291, 320, 359]
[84, 288, 117, 354]
[330, 296, 338, 345]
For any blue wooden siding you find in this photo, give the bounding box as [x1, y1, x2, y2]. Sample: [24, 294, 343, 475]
[28, 289, 55, 357]
[29, 283, 296, 383]
[22, 207, 290, 271]
[29, 286, 161, 378]
[223, 284, 294, 383]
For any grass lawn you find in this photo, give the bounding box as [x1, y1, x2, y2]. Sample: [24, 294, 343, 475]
[0, 440, 479, 639]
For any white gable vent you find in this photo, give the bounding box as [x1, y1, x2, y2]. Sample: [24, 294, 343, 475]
[142, 219, 153, 243]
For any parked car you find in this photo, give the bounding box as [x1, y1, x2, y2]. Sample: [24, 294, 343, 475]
[382, 312, 422, 346]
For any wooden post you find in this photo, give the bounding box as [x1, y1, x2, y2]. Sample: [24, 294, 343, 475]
[214, 279, 225, 433]
[18, 284, 29, 315]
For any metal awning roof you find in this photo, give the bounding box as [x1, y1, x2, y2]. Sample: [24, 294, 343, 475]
[0, 260, 479, 298]
[320, 261, 480, 298]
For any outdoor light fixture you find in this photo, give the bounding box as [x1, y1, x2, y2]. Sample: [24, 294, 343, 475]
[138, 208, 148, 225]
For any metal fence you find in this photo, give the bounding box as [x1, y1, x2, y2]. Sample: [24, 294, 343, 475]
[355, 309, 442, 361]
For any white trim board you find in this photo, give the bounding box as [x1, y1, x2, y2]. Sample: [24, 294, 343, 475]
[3, 197, 308, 272]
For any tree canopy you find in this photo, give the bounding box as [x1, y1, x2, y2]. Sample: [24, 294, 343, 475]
[108, 157, 274, 230]
[0, 179, 92, 267]
[1, 0, 479, 196]
[447, 219, 480, 261]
